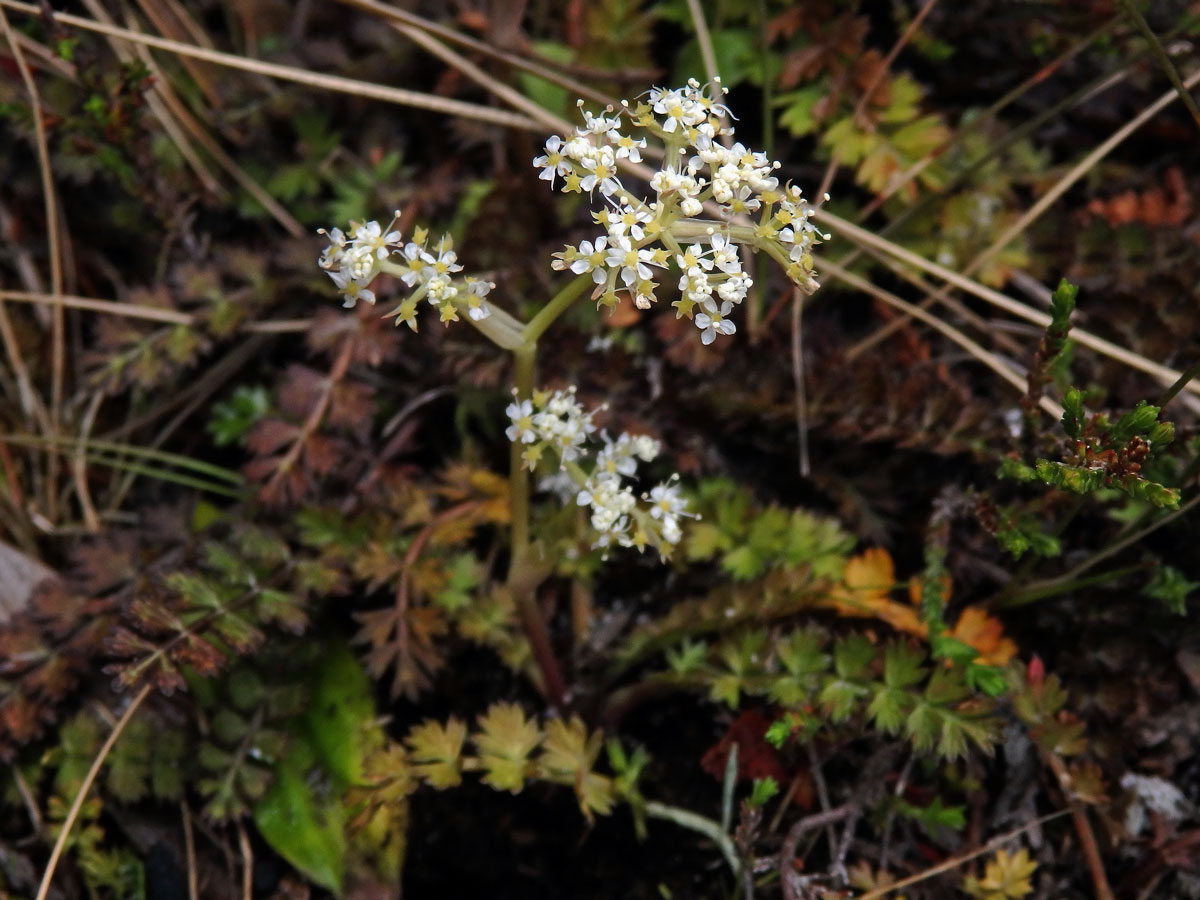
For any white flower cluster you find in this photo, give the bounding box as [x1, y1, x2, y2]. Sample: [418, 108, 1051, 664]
[318, 216, 494, 329]
[506, 387, 692, 554]
[536, 78, 827, 344]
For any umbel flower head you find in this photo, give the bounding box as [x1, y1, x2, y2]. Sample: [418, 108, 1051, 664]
[507, 387, 694, 556]
[318, 214, 495, 329]
[536, 78, 828, 344]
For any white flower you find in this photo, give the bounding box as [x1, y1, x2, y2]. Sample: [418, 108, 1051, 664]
[581, 108, 621, 136]
[533, 135, 571, 186]
[352, 219, 403, 260]
[317, 226, 347, 270]
[694, 298, 736, 345]
[709, 234, 740, 274]
[613, 132, 646, 162]
[400, 241, 430, 286]
[679, 269, 711, 302]
[660, 516, 682, 546]
[607, 205, 652, 242]
[569, 237, 610, 285]
[716, 273, 752, 305]
[506, 399, 536, 443]
[675, 243, 712, 274]
[631, 435, 660, 461]
[329, 269, 376, 308]
[606, 237, 661, 287]
[577, 475, 637, 540]
[422, 241, 463, 278]
[647, 481, 688, 520]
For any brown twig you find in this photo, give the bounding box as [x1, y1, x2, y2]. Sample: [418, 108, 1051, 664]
[0, 1, 63, 520]
[235, 819, 253, 900]
[779, 803, 857, 900]
[180, 800, 198, 900]
[262, 337, 353, 502]
[856, 810, 1071, 900]
[791, 287, 809, 476]
[1044, 752, 1115, 900]
[35, 683, 153, 900]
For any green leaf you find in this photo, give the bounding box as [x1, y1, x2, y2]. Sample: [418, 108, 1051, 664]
[882, 641, 926, 689]
[434, 553, 479, 612]
[1060, 389, 1085, 439]
[1049, 279, 1077, 326]
[1035, 460, 1104, 494]
[967, 664, 1009, 697]
[721, 544, 767, 580]
[996, 457, 1039, 483]
[820, 678, 867, 723]
[666, 638, 708, 674]
[833, 634, 876, 680]
[776, 627, 829, 678]
[1143, 564, 1197, 615]
[747, 777, 779, 808]
[474, 703, 541, 794]
[894, 795, 965, 833]
[905, 702, 939, 754]
[303, 643, 378, 786]
[1110, 401, 1160, 444]
[406, 719, 467, 789]
[930, 633, 978, 666]
[253, 738, 346, 896]
[776, 87, 827, 137]
[867, 687, 910, 734]
[537, 718, 615, 819]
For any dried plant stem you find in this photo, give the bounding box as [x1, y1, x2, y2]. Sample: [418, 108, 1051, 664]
[1005, 493, 1200, 606]
[0, 2, 63, 519]
[0, 0, 540, 130]
[180, 800, 198, 900]
[856, 810, 1071, 900]
[823, 213, 1200, 399]
[791, 288, 809, 476]
[236, 819, 253, 900]
[0, 290, 309, 333]
[779, 803, 857, 900]
[1116, 0, 1200, 132]
[686, 0, 720, 94]
[820, 258, 1064, 419]
[35, 684, 153, 900]
[1044, 752, 1115, 900]
[832, 63, 1200, 377]
[804, 743, 841, 871]
[0, 302, 51, 432]
[332, 0, 616, 108]
[72, 392, 103, 531]
[263, 337, 352, 501]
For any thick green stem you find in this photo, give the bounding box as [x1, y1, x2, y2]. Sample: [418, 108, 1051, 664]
[510, 345, 535, 553]
[522, 273, 593, 345]
[507, 342, 566, 706]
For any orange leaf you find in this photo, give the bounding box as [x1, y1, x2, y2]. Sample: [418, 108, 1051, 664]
[948, 607, 1017, 666]
[826, 548, 926, 637]
[843, 547, 894, 600]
